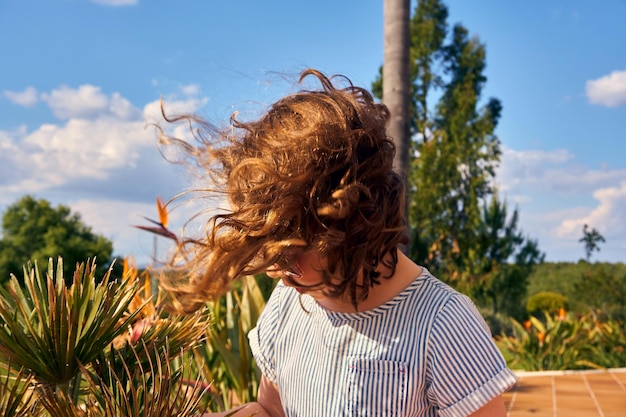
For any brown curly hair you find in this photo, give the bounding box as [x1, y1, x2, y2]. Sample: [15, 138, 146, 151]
[160, 69, 408, 312]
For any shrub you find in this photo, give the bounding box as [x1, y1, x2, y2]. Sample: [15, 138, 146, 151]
[480, 308, 514, 337]
[497, 310, 626, 371]
[589, 318, 626, 369]
[526, 291, 568, 316]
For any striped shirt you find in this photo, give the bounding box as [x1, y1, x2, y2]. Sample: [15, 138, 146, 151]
[248, 269, 517, 416]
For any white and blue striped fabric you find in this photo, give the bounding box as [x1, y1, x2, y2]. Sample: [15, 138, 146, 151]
[248, 269, 517, 416]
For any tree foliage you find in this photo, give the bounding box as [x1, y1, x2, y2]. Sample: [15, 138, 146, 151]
[579, 223, 606, 262]
[373, 0, 542, 305]
[573, 265, 626, 320]
[528, 262, 626, 319]
[0, 195, 114, 283]
[468, 194, 544, 319]
[407, 4, 503, 277]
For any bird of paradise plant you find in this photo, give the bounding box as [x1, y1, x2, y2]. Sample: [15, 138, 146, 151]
[587, 315, 626, 369]
[133, 196, 272, 412]
[497, 311, 606, 371]
[134, 196, 178, 242]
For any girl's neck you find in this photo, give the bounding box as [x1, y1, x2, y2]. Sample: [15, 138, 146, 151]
[316, 252, 423, 313]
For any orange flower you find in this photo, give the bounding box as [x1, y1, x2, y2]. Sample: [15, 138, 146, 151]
[523, 320, 532, 331]
[156, 196, 168, 228]
[537, 331, 545, 347]
[112, 256, 158, 349]
[133, 196, 178, 242]
[123, 256, 140, 281]
[558, 307, 566, 320]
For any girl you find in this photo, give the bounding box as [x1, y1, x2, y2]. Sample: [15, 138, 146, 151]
[164, 69, 516, 416]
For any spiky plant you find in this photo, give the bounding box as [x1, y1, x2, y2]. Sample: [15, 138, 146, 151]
[0, 360, 40, 417]
[107, 257, 209, 378]
[0, 257, 214, 415]
[72, 341, 209, 417]
[191, 275, 268, 411]
[0, 258, 140, 388]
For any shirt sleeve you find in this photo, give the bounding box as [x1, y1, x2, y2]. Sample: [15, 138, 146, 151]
[248, 282, 285, 384]
[427, 293, 517, 417]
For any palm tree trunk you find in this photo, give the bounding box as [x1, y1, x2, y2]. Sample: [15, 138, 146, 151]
[383, 0, 411, 251]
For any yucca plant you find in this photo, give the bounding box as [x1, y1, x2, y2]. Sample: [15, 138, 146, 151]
[0, 257, 214, 415]
[0, 257, 141, 414]
[0, 258, 139, 388]
[79, 341, 209, 417]
[0, 360, 40, 417]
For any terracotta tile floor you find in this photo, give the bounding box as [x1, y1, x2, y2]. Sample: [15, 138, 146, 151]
[503, 368, 626, 416]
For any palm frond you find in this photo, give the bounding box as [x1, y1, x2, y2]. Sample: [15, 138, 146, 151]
[0, 361, 40, 417]
[0, 258, 141, 385]
[84, 341, 210, 417]
[107, 307, 209, 377]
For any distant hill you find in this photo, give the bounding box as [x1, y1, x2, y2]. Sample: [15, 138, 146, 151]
[527, 261, 626, 318]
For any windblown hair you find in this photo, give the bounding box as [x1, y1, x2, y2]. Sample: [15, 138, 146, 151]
[161, 69, 408, 312]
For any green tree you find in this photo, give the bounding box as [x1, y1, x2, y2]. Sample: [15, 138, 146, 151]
[574, 265, 626, 320]
[0, 195, 114, 282]
[413, 21, 503, 280]
[373, 0, 542, 302]
[527, 262, 626, 316]
[579, 223, 606, 262]
[469, 194, 544, 319]
[374, 0, 501, 273]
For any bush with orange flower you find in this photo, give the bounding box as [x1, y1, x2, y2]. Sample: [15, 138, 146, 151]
[497, 309, 626, 371]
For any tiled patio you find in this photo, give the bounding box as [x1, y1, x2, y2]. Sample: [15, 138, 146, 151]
[503, 368, 626, 416]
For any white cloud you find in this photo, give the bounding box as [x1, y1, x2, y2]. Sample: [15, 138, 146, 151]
[497, 146, 626, 197]
[28, 118, 150, 173]
[0, 86, 206, 197]
[496, 146, 626, 262]
[0, 118, 152, 196]
[181, 84, 201, 96]
[0, 84, 211, 265]
[586, 70, 626, 108]
[41, 85, 140, 120]
[3, 86, 39, 107]
[554, 181, 626, 239]
[90, 0, 138, 6]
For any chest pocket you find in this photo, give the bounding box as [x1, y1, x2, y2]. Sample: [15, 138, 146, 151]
[346, 357, 408, 416]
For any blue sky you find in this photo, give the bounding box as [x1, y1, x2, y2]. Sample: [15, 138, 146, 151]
[1, 0, 625, 266]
